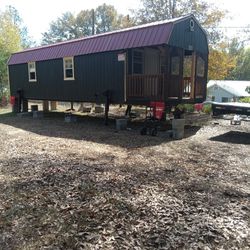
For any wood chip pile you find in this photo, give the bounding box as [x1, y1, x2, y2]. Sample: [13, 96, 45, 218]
[0, 113, 249, 249]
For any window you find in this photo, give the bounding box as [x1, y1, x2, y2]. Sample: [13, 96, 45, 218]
[133, 50, 144, 74]
[196, 56, 205, 77]
[171, 56, 180, 75]
[63, 57, 74, 80]
[190, 19, 194, 31]
[183, 56, 192, 77]
[28, 62, 37, 82]
[222, 97, 229, 102]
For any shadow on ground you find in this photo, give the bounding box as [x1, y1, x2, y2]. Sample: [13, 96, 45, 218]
[0, 112, 200, 148]
[210, 131, 250, 145]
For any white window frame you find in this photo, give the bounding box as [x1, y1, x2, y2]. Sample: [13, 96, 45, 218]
[28, 62, 37, 82]
[63, 57, 75, 80]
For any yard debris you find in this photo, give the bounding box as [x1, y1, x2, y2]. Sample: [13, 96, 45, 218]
[0, 114, 249, 249]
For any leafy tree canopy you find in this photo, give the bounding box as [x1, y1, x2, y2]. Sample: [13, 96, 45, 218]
[208, 42, 236, 80]
[0, 7, 22, 54]
[132, 0, 227, 45]
[229, 48, 250, 80]
[0, 6, 24, 99]
[42, 4, 134, 45]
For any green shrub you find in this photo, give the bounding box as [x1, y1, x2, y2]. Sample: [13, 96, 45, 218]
[184, 104, 195, 113]
[0, 85, 9, 107]
[176, 104, 185, 111]
[202, 104, 212, 114]
[239, 97, 250, 103]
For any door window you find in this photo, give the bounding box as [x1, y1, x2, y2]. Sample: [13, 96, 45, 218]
[197, 56, 205, 77]
[171, 56, 180, 75]
[132, 50, 144, 74]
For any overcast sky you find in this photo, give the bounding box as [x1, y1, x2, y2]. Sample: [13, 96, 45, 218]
[0, 0, 249, 43]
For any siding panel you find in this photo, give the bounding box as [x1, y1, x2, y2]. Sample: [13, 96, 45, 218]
[10, 51, 124, 103]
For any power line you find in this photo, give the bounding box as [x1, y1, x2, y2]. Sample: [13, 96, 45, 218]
[208, 26, 250, 29]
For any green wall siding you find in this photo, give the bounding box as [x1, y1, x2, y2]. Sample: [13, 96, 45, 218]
[9, 51, 125, 103]
[168, 17, 208, 55]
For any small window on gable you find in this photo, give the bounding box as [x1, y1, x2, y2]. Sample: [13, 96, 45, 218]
[190, 19, 194, 31]
[28, 62, 37, 82]
[63, 57, 74, 80]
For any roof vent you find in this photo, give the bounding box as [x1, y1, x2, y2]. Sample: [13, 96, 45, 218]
[190, 19, 194, 31]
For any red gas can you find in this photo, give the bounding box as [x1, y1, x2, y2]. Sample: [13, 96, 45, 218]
[150, 101, 165, 120]
[194, 103, 203, 112]
[10, 96, 16, 106]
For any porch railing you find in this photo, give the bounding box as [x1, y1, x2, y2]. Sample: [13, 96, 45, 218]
[183, 77, 192, 98]
[126, 74, 164, 100]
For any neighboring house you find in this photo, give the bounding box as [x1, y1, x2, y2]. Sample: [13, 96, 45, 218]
[8, 14, 208, 114]
[207, 80, 250, 102]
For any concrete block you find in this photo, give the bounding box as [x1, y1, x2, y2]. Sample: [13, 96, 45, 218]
[65, 114, 77, 123]
[17, 112, 32, 118]
[33, 111, 44, 118]
[116, 119, 128, 130]
[95, 106, 104, 113]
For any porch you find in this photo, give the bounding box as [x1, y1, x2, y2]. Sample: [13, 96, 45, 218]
[126, 74, 164, 101]
[126, 74, 205, 103]
[125, 46, 207, 104]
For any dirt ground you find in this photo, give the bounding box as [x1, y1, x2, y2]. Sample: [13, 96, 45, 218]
[0, 108, 249, 249]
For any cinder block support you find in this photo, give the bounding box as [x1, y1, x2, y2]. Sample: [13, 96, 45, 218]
[22, 99, 28, 112]
[43, 100, 49, 112]
[51, 101, 57, 110]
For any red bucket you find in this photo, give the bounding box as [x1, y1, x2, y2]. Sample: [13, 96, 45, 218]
[194, 103, 203, 112]
[10, 96, 16, 106]
[150, 101, 165, 120]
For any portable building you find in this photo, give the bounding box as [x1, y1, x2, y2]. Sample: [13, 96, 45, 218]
[8, 14, 208, 112]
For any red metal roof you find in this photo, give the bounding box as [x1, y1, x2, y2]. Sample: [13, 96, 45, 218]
[8, 16, 190, 65]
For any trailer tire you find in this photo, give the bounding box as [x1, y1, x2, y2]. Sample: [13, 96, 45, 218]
[140, 127, 147, 135]
[151, 128, 157, 136]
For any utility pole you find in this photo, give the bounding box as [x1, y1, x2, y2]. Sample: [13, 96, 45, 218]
[92, 9, 95, 35]
[169, 0, 176, 18]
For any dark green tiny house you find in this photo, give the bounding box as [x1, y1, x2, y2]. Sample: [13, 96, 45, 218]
[8, 15, 208, 111]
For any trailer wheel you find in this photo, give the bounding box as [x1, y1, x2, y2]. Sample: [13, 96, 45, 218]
[151, 128, 157, 136]
[140, 127, 147, 135]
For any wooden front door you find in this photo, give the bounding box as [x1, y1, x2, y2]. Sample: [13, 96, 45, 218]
[194, 53, 207, 100]
[182, 51, 196, 99]
[168, 47, 184, 99]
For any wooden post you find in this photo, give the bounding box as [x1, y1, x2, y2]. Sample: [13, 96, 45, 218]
[105, 102, 110, 125]
[16, 89, 23, 113]
[125, 104, 132, 116]
[191, 52, 196, 99]
[70, 102, 74, 110]
[51, 101, 57, 110]
[43, 100, 49, 112]
[104, 90, 111, 125]
[22, 99, 28, 112]
[12, 97, 19, 113]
